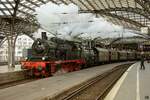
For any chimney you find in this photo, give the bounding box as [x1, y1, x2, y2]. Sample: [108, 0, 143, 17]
[41, 32, 48, 40]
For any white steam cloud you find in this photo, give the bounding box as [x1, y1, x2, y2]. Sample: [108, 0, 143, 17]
[35, 3, 138, 40]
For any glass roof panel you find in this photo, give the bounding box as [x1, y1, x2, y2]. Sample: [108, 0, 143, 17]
[136, 3, 142, 9]
[108, 0, 116, 8]
[0, 0, 149, 31]
[100, 0, 109, 8]
[94, 0, 105, 9]
[113, 0, 122, 8]
[128, 0, 136, 8]
[0, 4, 5, 8]
[92, 1, 100, 10]
[121, 0, 128, 7]
[83, 1, 94, 10]
[4, 10, 11, 15]
[1, 0, 6, 2]
[0, 12, 3, 15]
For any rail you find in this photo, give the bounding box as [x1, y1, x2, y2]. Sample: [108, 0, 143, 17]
[53, 63, 132, 100]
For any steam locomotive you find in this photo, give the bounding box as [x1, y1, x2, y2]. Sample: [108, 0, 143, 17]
[21, 32, 141, 76]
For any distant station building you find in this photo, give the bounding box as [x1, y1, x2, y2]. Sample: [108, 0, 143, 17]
[0, 35, 33, 62]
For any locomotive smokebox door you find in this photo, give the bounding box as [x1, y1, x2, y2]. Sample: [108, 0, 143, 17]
[42, 32, 48, 40]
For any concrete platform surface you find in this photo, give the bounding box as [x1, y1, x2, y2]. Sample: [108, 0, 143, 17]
[105, 62, 150, 100]
[0, 65, 27, 85]
[0, 62, 131, 100]
[0, 65, 22, 73]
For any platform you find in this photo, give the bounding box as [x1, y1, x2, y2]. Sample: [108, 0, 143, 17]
[105, 61, 150, 100]
[0, 65, 22, 73]
[0, 65, 27, 85]
[0, 62, 131, 100]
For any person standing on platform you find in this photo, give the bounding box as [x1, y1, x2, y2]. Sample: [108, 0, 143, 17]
[140, 51, 145, 70]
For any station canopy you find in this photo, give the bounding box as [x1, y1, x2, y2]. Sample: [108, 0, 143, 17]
[95, 36, 145, 45]
[0, 0, 150, 42]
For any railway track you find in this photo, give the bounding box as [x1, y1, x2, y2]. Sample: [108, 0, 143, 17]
[0, 78, 37, 89]
[53, 63, 132, 100]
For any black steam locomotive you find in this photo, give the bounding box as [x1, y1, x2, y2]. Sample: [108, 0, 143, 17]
[21, 32, 141, 76]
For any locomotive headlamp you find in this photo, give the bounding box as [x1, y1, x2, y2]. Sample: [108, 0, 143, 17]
[25, 57, 28, 60]
[42, 57, 46, 60]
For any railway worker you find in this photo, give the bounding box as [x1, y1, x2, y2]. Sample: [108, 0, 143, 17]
[140, 51, 145, 70]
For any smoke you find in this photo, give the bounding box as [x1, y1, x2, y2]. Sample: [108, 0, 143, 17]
[35, 2, 138, 40]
